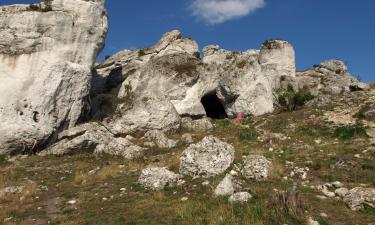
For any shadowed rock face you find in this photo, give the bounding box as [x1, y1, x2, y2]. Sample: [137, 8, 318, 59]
[0, 0, 108, 155]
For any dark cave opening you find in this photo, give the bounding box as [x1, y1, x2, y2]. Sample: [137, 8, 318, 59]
[201, 92, 228, 119]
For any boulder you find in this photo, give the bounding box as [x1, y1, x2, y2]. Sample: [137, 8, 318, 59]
[0, 0, 108, 154]
[143, 130, 178, 149]
[242, 155, 272, 181]
[214, 174, 236, 196]
[228, 192, 253, 203]
[179, 136, 235, 178]
[343, 187, 375, 210]
[41, 122, 146, 159]
[138, 167, 183, 190]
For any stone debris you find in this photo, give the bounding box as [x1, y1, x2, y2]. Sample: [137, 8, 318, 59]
[228, 192, 253, 203]
[143, 130, 178, 149]
[138, 167, 183, 190]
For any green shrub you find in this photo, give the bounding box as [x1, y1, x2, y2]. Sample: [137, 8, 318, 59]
[138, 49, 146, 57]
[274, 84, 314, 112]
[241, 115, 253, 126]
[333, 124, 368, 140]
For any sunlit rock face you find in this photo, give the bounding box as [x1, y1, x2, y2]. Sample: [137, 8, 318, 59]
[94, 33, 297, 122]
[0, 0, 108, 154]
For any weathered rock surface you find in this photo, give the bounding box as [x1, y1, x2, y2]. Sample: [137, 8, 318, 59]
[41, 123, 146, 159]
[297, 60, 368, 97]
[181, 117, 213, 131]
[214, 174, 236, 196]
[343, 187, 375, 210]
[242, 155, 272, 181]
[228, 192, 253, 203]
[0, 0, 108, 154]
[94, 33, 297, 122]
[179, 136, 235, 178]
[138, 167, 183, 190]
[143, 130, 177, 149]
[107, 97, 181, 135]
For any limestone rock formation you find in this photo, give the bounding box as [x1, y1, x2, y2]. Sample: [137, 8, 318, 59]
[179, 136, 235, 178]
[93, 33, 297, 124]
[41, 123, 146, 159]
[297, 60, 368, 96]
[138, 167, 183, 190]
[343, 187, 375, 211]
[0, 0, 108, 155]
[241, 155, 272, 181]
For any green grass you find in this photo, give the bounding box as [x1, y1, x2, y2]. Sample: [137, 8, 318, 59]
[317, 216, 330, 225]
[0, 155, 8, 166]
[333, 124, 368, 140]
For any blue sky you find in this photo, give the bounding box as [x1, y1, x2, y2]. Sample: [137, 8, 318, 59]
[2, 0, 375, 81]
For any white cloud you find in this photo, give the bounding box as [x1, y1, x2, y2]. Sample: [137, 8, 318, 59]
[190, 0, 266, 25]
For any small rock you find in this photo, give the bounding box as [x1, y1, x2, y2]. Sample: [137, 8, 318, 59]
[228, 192, 253, 203]
[320, 212, 328, 218]
[138, 167, 183, 190]
[331, 181, 344, 188]
[214, 174, 236, 196]
[181, 197, 188, 201]
[181, 133, 194, 144]
[307, 217, 319, 225]
[202, 181, 210, 186]
[67, 200, 77, 205]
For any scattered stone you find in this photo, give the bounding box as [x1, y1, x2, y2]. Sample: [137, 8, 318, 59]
[214, 174, 236, 197]
[179, 136, 235, 178]
[67, 200, 77, 205]
[181, 117, 213, 131]
[335, 188, 349, 198]
[343, 187, 375, 210]
[202, 181, 210, 186]
[241, 155, 272, 181]
[307, 217, 319, 225]
[181, 197, 189, 201]
[138, 167, 183, 190]
[228, 192, 253, 203]
[320, 213, 328, 218]
[143, 130, 177, 149]
[181, 133, 194, 144]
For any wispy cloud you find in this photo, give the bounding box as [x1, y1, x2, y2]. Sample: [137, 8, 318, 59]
[190, 0, 266, 25]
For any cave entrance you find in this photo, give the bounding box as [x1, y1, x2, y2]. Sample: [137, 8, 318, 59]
[201, 91, 228, 119]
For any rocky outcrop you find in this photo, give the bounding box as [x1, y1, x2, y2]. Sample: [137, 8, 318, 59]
[138, 167, 184, 190]
[179, 136, 235, 178]
[241, 155, 272, 181]
[93, 33, 297, 124]
[343, 187, 375, 211]
[40, 122, 146, 159]
[297, 60, 369, 96]
[0, 0, 108, 154]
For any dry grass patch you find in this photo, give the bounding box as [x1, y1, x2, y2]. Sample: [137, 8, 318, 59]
[73, 164, 123, 186]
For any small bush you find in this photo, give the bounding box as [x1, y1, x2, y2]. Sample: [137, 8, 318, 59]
[138, 49, 146, 57]
[274, 84, 314, 111]
[241, 115, 253, 126]
[333, 124, 368, 140]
